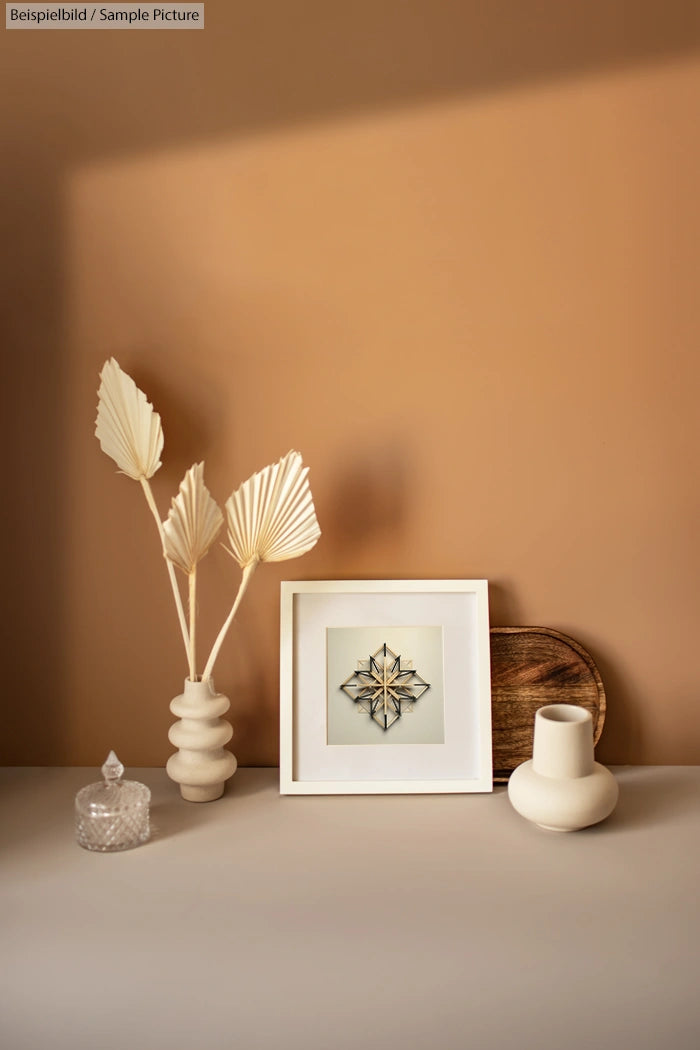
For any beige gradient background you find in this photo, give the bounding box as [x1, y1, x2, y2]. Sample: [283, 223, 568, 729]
[2, 3, 698, 767]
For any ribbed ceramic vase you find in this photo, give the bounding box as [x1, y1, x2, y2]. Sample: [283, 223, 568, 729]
[508, 704, 618, 831]
[166, 678, 237, 802]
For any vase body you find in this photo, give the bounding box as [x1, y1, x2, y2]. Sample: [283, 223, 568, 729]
[166, 678, 237, 802]
[508, 704, 618, 831]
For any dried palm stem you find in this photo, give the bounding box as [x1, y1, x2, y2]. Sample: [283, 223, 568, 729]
[201, 561, 257, 682]
[139, 477, 192, 669]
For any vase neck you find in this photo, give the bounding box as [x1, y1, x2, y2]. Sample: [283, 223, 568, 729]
[183, 677, 217, 699]
[532, 704, 594, 779]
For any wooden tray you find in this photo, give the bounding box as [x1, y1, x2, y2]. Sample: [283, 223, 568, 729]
[490, 627, 606, 782]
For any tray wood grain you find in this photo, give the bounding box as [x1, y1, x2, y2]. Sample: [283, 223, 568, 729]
[490, 627, 606, 782]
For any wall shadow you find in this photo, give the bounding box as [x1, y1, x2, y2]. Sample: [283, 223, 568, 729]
[0, 147, 69, 763]
[3, 2, 699, 166]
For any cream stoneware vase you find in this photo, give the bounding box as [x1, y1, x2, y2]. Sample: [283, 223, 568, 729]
[166, 678, 237, 802]
[508, 704, 618, 832]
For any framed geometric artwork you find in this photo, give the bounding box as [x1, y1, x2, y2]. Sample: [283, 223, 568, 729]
[280, 580, 492, 794]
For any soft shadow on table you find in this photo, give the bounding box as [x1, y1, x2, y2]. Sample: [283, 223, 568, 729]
[586, 768, 700, 834]
[493, 770, 698, 838]
[148, 800, 219, 843]
[149, 768, 273, 843]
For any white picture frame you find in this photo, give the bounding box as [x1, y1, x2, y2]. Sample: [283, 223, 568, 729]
[280, 580, 492, 794]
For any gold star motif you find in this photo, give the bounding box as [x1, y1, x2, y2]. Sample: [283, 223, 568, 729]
[340, 643, 430, 731]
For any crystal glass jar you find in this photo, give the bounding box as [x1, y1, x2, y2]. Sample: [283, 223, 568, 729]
[75, 751, 151, 851]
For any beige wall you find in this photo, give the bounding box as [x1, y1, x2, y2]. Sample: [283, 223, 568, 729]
[2, 4, 699, 767]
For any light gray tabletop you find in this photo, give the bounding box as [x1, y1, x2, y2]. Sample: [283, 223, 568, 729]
[1, 766, 699, 1050]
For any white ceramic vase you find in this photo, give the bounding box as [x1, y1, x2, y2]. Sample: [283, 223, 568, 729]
[166, 678, 237, 802]
[508, 704, 618, 831]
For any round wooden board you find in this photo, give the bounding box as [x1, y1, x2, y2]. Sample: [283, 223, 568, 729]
[490, 626, 606, 782]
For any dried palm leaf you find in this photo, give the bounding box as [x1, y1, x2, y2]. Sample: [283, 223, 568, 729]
[224, 450, 321, 568]
[202, 451, 320, 680]
[163, 463, 224, 576]
[164, 464, 224, 680]
[95, 358, 163, 480]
